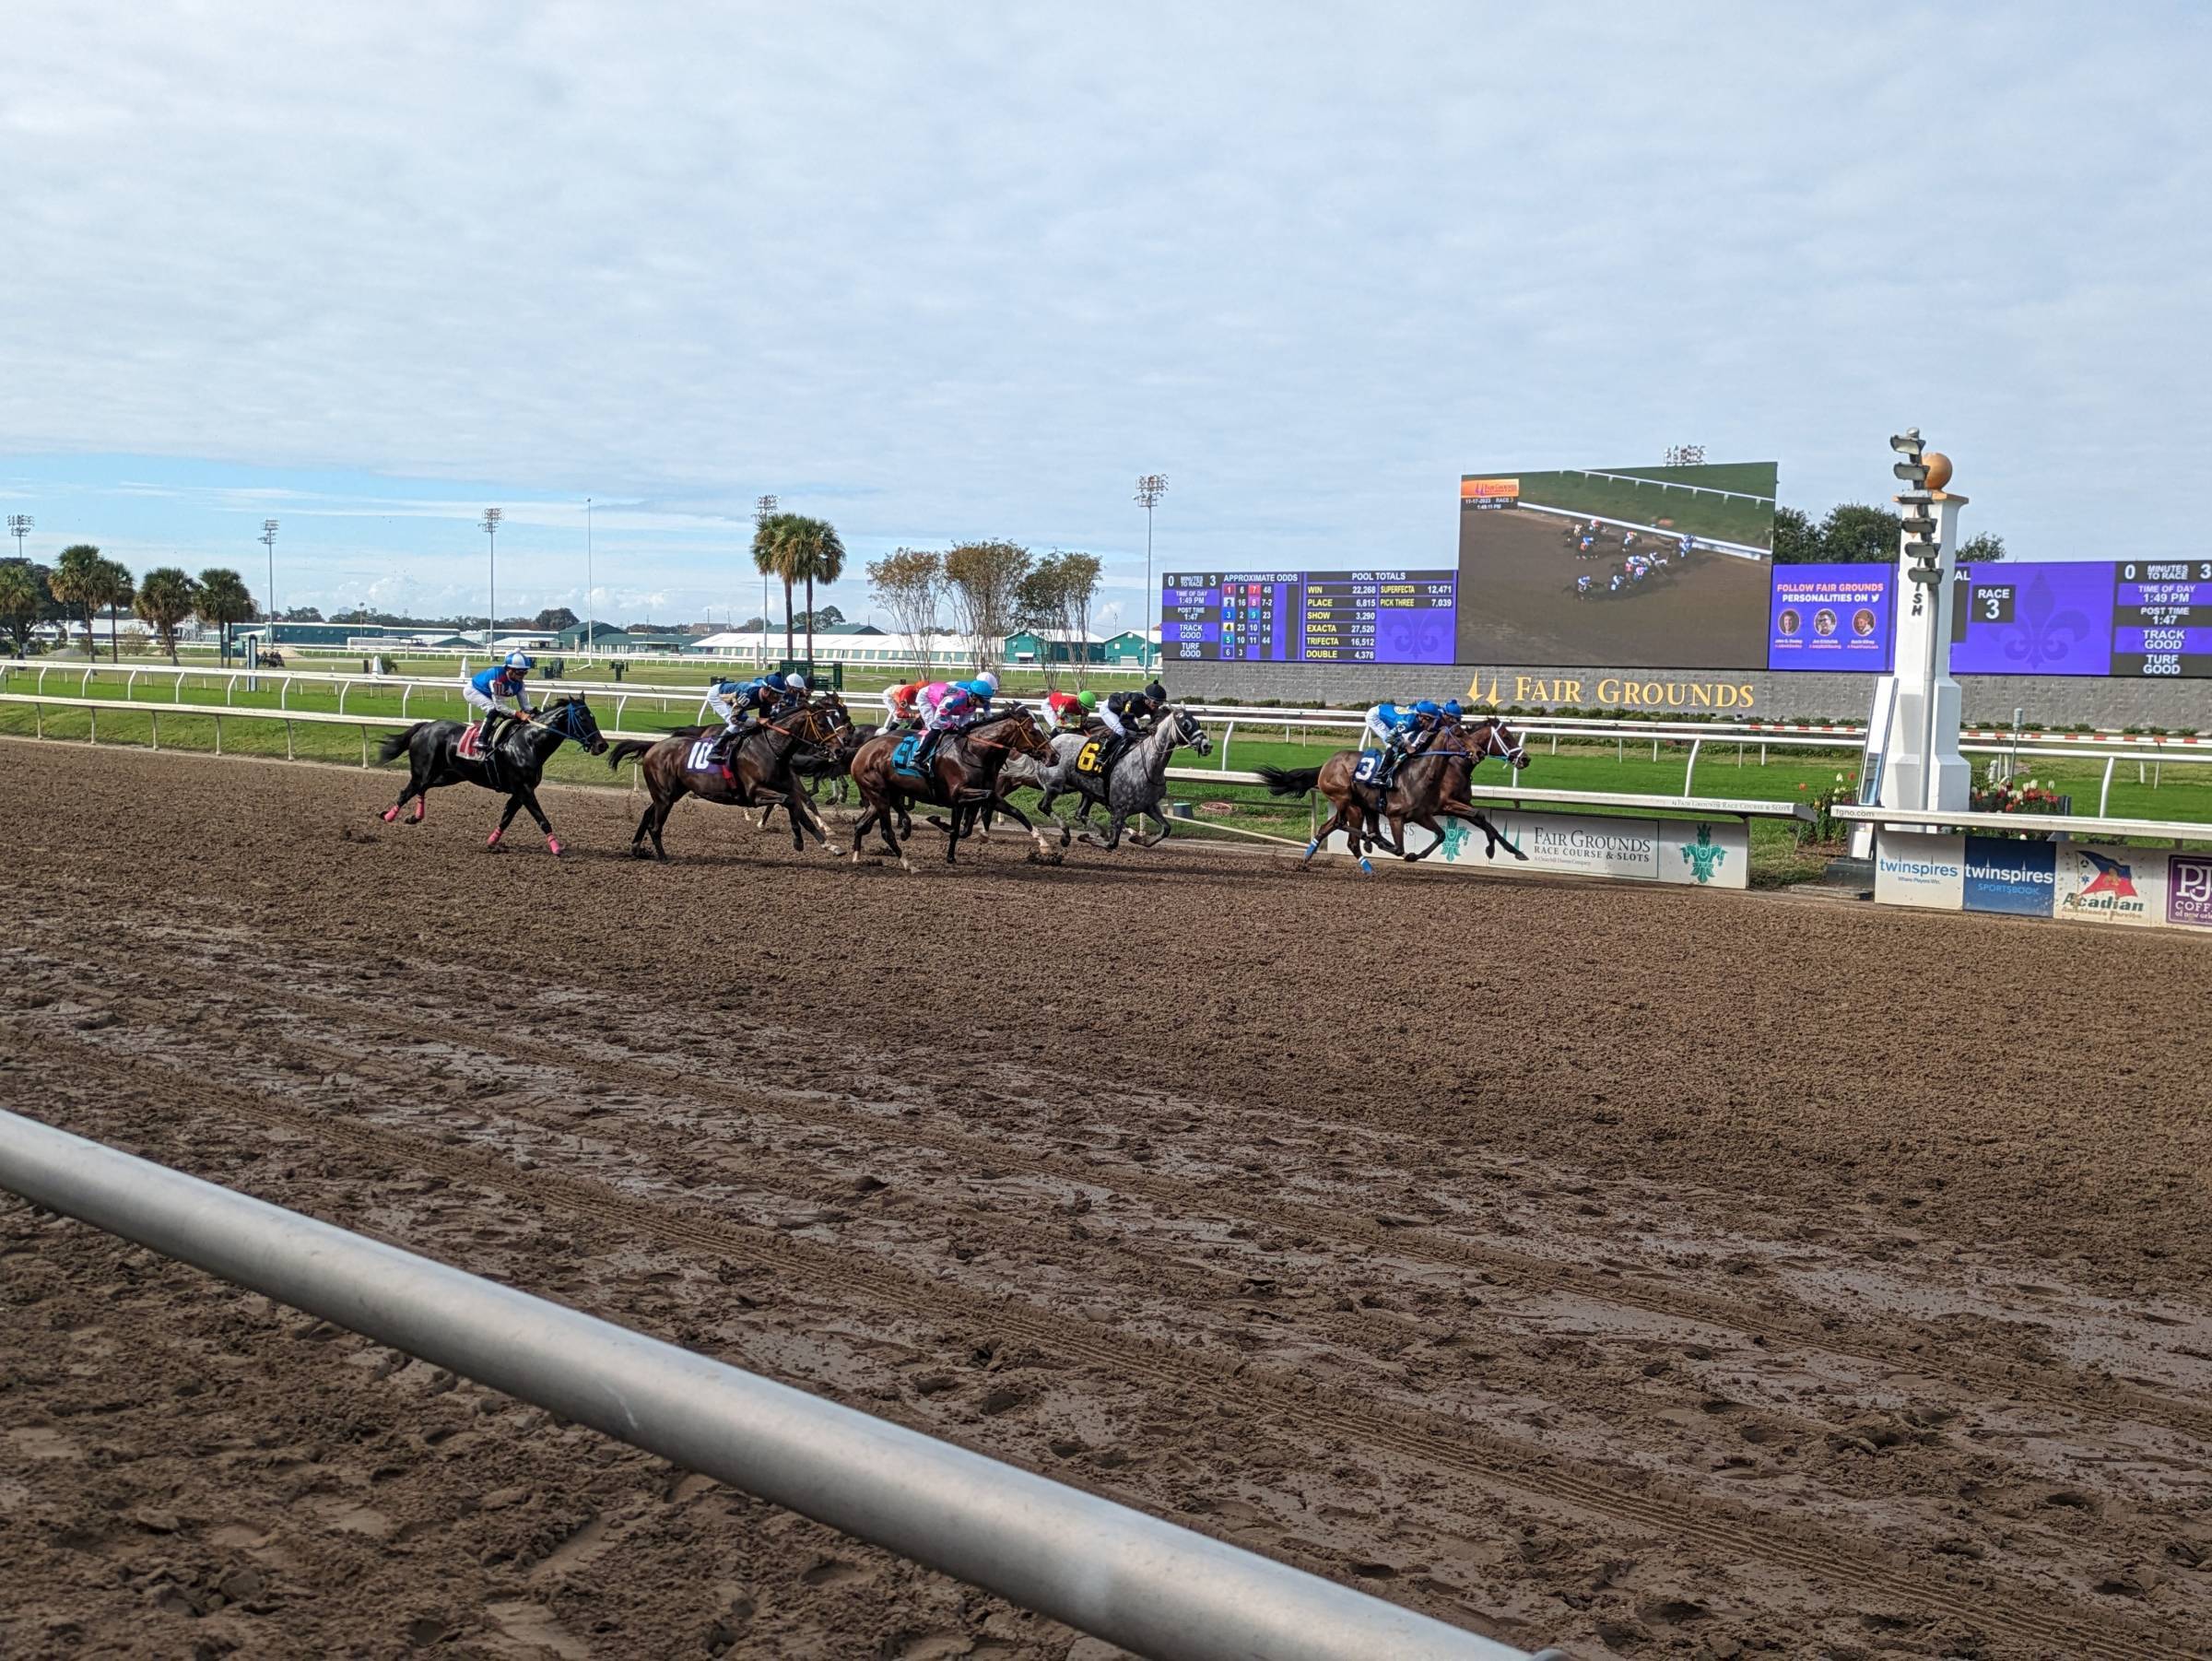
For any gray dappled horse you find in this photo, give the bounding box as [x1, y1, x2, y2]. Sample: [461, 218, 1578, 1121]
[1010, 705, 1212, 850]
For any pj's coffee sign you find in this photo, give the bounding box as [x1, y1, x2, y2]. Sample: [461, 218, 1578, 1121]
[1466, 673, 1759, 712]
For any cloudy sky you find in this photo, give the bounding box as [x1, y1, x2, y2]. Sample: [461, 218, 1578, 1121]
[4, 3, 2206, 626]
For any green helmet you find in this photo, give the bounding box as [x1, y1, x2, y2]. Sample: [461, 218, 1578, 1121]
[1078, 689, 1098, 710]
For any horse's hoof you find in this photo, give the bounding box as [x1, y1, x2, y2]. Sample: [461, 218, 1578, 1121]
[380, 807, 399, 823]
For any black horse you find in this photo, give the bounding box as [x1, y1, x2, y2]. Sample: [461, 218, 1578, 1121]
[375, 695, 608, 854]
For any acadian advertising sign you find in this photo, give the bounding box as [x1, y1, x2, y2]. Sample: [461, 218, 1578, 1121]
[1323, 811, 1747, 889]
[1961, 835, 2057, 918]
[2054, 843, 2163, 926]
[1873, 832, 1965, 911]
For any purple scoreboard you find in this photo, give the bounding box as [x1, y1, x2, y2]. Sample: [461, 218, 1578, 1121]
[1160, 570, 1458, 665]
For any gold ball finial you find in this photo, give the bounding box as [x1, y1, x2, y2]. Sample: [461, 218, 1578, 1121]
[1924, 452, 1953, 492]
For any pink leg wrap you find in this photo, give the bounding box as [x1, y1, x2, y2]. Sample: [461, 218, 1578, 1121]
[546, 835, 565, 856]
[486, 830, 502, 847]
[381, 806, 400, 823]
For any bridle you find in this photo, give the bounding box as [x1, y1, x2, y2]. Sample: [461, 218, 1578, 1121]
[1473, 718, 1525, 768]
[537, 698, 606, 753]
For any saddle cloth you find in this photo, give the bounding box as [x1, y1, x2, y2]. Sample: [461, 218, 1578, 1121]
[457, 723, 485, 760]
[891, 734, 928, 778]
[1353, 748, 1387, 785]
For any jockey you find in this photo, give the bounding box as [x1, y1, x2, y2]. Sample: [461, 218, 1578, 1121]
[1677, 534, 1694, 559]
[1097, 680, 1165, 770]
[881, 677, 931, 732]
[914, 674, 986, 766]
[1044, 688, 1094, 729]
[1575, 573, 1594, 596]
[465, 653, 538, 755]
[707, 670, 806, 760]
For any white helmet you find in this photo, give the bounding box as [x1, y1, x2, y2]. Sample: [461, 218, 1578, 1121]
[977, 669, 1000, 693]
[786, 671, 808, 692]
[504, 651, 535, 670]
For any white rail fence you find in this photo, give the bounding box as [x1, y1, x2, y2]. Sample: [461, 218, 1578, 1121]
[0, 1110, 1544, 1661]
[6, 681, 2207, 819]
[18, 660, 2210, 753]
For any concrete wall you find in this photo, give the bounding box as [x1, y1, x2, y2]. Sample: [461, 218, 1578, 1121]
[1168, 659, 2212, 729]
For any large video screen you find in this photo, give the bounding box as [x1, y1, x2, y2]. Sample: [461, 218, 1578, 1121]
[1454, 462, 1778, 669]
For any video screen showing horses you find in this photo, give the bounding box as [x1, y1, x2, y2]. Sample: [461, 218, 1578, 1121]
[1454, 461, 1778, 668]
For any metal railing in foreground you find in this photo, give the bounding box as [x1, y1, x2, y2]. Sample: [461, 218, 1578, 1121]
[0, 1110, 1548, 1661]
[1166, 766, 1816, 823]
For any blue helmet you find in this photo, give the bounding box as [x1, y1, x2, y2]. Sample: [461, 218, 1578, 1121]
[504, 651, 535, 671]
[1414, 699, 1441, 717]
[1443, 699, 1463, 717]
[959, 677, 994, 700]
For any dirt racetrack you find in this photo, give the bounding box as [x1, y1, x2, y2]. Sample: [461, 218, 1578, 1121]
[4, 739, 2211, 1661]
[1455, 505, 1771, 669]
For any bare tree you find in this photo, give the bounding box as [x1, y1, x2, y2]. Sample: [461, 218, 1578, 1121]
[867, 548, 944, 676]
[1018, 551, 1103, 689]
[941, 541, 1030, 673]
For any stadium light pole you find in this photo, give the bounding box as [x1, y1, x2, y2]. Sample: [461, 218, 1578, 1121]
[480, 508, 502, 650]
[260, 520, 280, 630]
[755, 494, 778, 670]
[584, 499, 594, 659]
[7, 514, 30, 562]
[1135, 474, 1167, 671]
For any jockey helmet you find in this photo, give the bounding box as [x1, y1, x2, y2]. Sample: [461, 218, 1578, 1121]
[976, 669, 1000, 694]
[504, 651, 534, 671]
[1414, 699, 1440, 717]
[1443, 699, 1463, 717]
[787, 672, 808, 692]
[1078, 689, 1098, 710]
[1144, 679, 1166, 702]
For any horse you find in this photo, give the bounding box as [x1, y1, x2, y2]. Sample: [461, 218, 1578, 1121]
[1256, 716, 1532, 875]
[848, 708, 1057, 869]
[374, 694, 608, 854]
[605, 696, 851, 861]
[1020, 707, 1212, 850]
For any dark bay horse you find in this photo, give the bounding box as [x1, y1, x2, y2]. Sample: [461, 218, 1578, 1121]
[605, 696, 850, 861]
[375, 695, 608, 854]
[1257, 716, 1532, 874]
[848, 709, 1057, 869]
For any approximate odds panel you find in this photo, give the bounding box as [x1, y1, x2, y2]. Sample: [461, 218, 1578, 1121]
[1952, 559, 2212, 678]
[1159, 570, 1458, 664]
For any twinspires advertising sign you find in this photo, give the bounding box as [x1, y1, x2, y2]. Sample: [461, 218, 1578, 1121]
[1962, 836, 2056, 918]
[1323, 811, 1747, 889]
[1873, 832, 1964, 911]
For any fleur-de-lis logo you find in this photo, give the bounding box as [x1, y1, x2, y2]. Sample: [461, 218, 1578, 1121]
[1681, 823, 1726, 884]
[2001, 570, 2092, 669]
[1439, 819, 1471, 861]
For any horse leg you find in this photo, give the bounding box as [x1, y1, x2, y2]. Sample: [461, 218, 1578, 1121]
[486, 791, 525, 851]
[515, 785, 563, 855]
[1439, 800, 1526, 862]
[989, 795, 1053, 861]
[786, 783, 844, 858]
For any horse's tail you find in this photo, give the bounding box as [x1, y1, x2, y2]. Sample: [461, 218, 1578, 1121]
[1257, 763, 1323, 798]
[606, 737, 658, 771]
[376, 724, 426, 764]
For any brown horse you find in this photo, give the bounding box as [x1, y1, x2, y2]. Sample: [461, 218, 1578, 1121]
[848, 708, 1057, 869]
[605, 696, 851, 861]
[1258, 716, 1532, 874]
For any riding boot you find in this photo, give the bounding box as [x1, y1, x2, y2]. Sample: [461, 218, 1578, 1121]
[477, 712, 504, 786]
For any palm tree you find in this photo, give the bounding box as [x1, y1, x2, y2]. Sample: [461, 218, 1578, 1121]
[0, 560, 41, 657]
[134, 568, 199, 665]
[750, 512, 804, 667]
[96, 559, 135, 661]
[196, 568, 255, 663]
[781, 515, 845, 669]
[51, 545, 103, 659]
